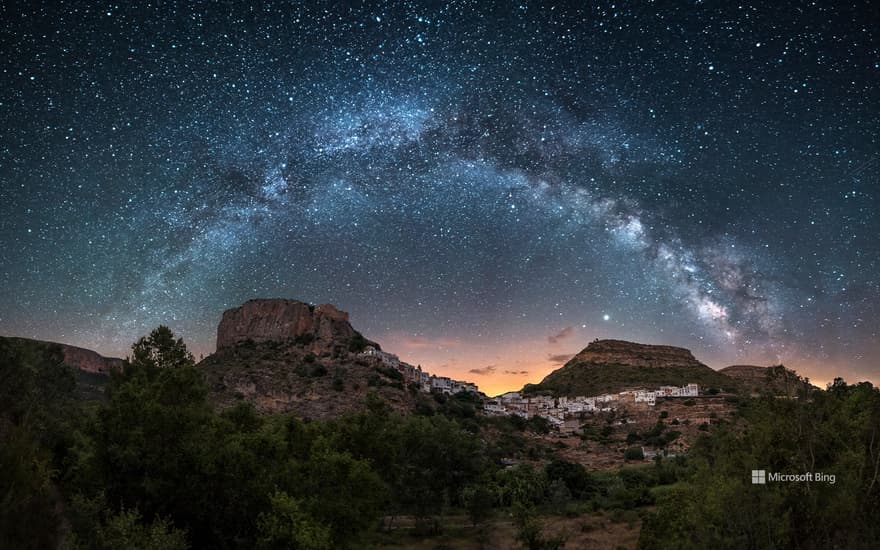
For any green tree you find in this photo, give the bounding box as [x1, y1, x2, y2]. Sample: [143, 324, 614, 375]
[512, 502, 565, 550]
[256, 491, 331, 550]
[95, 508, 189, 550]
[0, 422, 61, 549]
[80, 328, 220, 545]
[129, 325, 195, 371]
[639, 377, 880, 549]
[461, 482, 495, 526]
[624, 446, 644, 460]
[291, 446, 387, 544]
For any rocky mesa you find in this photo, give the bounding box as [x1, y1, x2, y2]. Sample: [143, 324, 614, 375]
[568, 339, 706, 369]
[202, 298, 418, 417]
[216, 298, 379, 354]
[524, 338, 735, 397]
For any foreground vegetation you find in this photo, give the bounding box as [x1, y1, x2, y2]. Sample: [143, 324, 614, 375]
[1, 329, 879, 549]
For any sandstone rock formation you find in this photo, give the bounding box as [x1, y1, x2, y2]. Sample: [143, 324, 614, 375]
[215, 298, 378, 353]
[0, 336, 122, 374]
[59, 343, 124, 374]
[569, 339, 707, 369]
[201, 298, 423, 418]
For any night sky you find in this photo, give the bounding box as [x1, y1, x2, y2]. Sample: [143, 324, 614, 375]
[1, 1, 877, 395]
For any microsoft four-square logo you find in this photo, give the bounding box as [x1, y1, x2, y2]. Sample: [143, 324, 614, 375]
[751, 470, 766, 484]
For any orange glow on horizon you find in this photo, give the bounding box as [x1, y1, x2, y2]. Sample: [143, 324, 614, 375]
[374, 330, 878, 397]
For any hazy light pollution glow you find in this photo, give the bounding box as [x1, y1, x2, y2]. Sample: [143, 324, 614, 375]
[1, 2, 877, 396]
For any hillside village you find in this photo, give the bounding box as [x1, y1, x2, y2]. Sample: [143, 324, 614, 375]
[485, 384, 700, 430]
[359, 345, 479, 395]
[359, 343, 706, 432]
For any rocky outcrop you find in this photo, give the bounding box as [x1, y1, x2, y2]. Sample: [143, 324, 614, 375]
[719, 364, 769, 382]
[524, 339, 734, 397]
[569, 339, 706, 369]
[202, 298, 421, 418]
[215, 298, 378, 353]
[0, 336, 122, 374]
[59, 343, 123, 374]
[720, 364, 812, 395]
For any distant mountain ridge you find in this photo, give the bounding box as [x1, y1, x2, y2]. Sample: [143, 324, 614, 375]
[524, 338, 736, 397]
[0, 336, 122, 374]
[0, 336, 119, 400]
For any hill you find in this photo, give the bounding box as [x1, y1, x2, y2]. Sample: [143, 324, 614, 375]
[199, 298, 422, 417]
[720, 364, 814, 395]
[523, 339, 735, 397]
[0, 336, 118, 400]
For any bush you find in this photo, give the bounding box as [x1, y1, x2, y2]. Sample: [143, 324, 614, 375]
[348, 332, 370, 353]
[624, 446, 645, 460]
[294, 333, 315, 346]
[526, 415, 552, 434]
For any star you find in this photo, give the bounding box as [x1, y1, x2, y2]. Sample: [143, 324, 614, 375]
[0, 0, 875, 394]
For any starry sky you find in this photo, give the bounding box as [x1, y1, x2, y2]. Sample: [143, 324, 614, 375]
[1, 1, 877, 396]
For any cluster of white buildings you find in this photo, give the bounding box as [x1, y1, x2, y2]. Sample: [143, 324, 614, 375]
[484, 384, 700, 428]
[359, 346, 479, 395]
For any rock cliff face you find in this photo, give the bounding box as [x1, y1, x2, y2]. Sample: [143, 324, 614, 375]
[202, 298, 420, 418]
[0, 336, 122, 374]
[569, 339, 706, 369]
[719, 364, 769, 382]
[215, 298, 378, 354]
[59, 343, 124, 374]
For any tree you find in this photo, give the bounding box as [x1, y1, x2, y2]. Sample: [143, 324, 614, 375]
[461, 482, 495, 526]
[639, 380, 880, 549]
[95, 508, 189, 550]
[0, 422, 61, 550]
[624, 446, 645, 460]
[513, 502, 565, 550]
[129, 325, 195, 371]
[83, 328, 220, 545]
[256, 491, 331, 550]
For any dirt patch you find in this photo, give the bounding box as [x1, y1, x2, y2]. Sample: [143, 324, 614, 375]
[374, 511, 641, 549]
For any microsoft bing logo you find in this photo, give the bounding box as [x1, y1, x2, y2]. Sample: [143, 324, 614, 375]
[751, 470, 766, 484]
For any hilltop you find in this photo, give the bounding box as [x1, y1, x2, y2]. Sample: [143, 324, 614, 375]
[523, 339, 735, 397]
[199, 298, 423, 417]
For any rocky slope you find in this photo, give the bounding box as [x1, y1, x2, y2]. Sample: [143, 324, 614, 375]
[0, 336, 122, 374]
[524, 339, 735, 397]
[720, 364, 812, 395]
[0, 336, 118, 399]
[201, 298, 420, 417]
